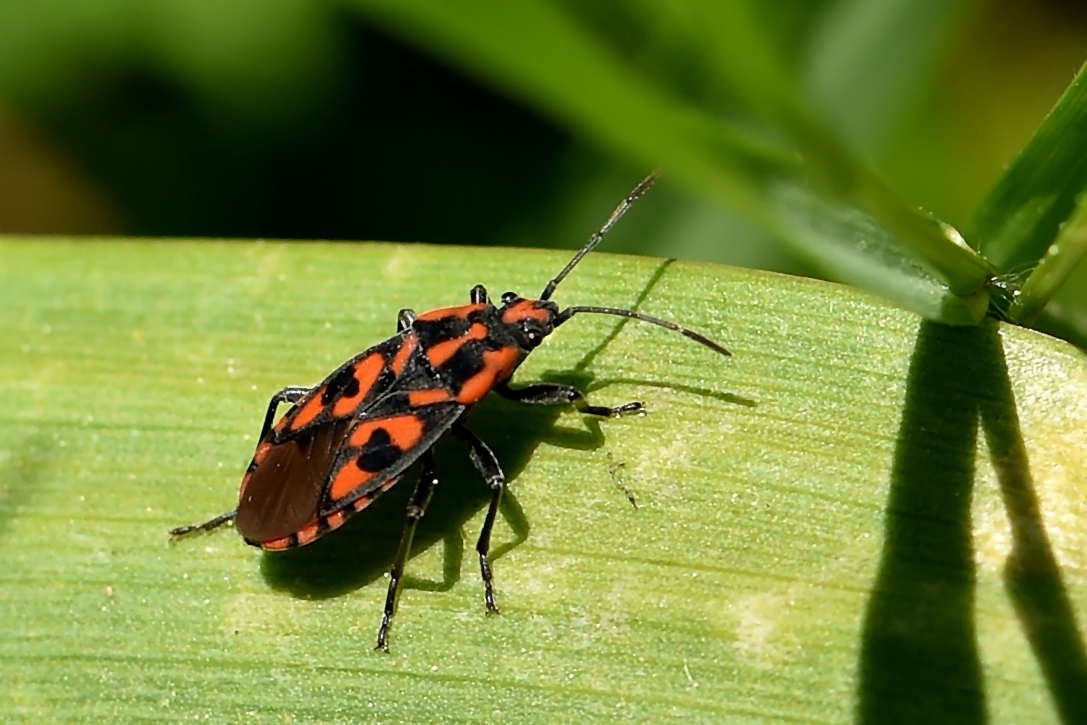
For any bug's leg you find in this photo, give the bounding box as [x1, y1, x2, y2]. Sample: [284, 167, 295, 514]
[169, 510, 237, 538]
[397, 308, 416, 332]
[453, 425, 505, 614]
[470, 285, 488, 304]
[376, 450, 440, 651]
[259, 386, 310, 440]
[495, 381, 643, 418]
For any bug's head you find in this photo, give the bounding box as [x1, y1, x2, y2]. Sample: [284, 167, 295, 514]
[498, 292, 559, 350]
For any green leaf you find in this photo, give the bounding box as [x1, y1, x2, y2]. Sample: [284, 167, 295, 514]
[350, 0, 994, 323]
[803, 0, 970, 152]
[1009, 192, 1087, 324]
[970, 57, 1087, 272]
[3, 239, 1086, 722]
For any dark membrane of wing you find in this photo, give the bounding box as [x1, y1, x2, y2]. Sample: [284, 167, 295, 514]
[235, 420, 353, 542]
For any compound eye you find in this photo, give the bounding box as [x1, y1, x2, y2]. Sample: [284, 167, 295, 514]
[520, 321, 543, 347]
[501, 291, 518, 305]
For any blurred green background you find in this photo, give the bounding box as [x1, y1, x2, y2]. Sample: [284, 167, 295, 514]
[1, 0, 1085, 279]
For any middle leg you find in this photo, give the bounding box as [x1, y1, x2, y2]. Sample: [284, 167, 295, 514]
[496, 381, 643, 417]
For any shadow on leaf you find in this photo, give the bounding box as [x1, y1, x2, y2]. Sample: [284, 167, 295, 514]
[857, 320, 1087, 724]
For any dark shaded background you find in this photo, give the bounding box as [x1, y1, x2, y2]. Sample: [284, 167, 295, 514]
[1, 0, 1085, 275]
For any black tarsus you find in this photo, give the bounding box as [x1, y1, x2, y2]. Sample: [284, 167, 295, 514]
[540, 172, 659, 301]
[376, 449, 440, 651]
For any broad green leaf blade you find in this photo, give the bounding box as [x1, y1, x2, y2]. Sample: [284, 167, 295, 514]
[3, 239, 1086, 723]
[971, 57, 1087, 272]
[350, 0, 994, 323]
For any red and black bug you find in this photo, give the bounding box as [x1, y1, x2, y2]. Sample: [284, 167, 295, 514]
[170, 173, 731, 650]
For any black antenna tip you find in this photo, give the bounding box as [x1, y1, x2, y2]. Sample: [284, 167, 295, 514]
[681, 328, 732, 356]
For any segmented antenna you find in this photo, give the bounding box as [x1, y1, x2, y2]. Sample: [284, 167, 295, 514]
[555, 306, 731, 357]
[539, 172, 659, 301]
[540, 172, 730, 358]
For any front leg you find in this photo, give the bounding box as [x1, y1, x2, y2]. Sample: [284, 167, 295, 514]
[495, 381, 643, 418]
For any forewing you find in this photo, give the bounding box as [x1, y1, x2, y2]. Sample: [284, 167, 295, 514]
[271, 330, 426, 440]
[319, 394, 465, 516]
[235, 417, 354, 543]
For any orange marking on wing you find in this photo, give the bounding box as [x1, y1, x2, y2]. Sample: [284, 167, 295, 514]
[325, 510, 346, 531]
[262, 536, 291, 551]
[354, 495, 372, 511]
[456, 346, 522, 404]
[382, 415, 426, 450]
[273, 416, 287, 433]
[332, 353, 385, 416]
[348, 414, 425, 451]
[290, 394, 324, 430]
[329, 459, 375, 501]
[416, 303, 486, 322]
[389, 334, 418, 376]
[425, 322, 488, 367]
[408, 388, 453, 406]
[296, 521, 320, 546]
[502, 299, 549, 324]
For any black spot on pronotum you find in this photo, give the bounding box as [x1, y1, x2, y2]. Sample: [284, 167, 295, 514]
[356, 427, 401, 472]
[322, 366, 361, 405]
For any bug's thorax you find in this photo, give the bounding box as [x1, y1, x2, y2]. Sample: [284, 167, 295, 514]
[407, 296, 558, 405]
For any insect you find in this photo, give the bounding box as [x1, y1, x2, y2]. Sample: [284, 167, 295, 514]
[170, 173, 731, 650]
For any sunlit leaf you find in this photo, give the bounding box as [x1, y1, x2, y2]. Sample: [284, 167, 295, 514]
[2, 239, 1084, 722]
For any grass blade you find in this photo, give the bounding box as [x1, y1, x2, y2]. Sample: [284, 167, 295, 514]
[971, 58, 1087, 272]
[1009, 193, 1087, 324]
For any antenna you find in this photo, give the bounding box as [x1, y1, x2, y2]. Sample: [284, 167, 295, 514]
[555, 306, 731, 357]
[539, 172, 659, 301]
